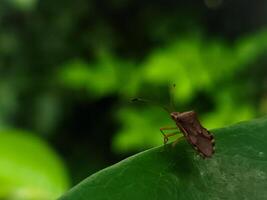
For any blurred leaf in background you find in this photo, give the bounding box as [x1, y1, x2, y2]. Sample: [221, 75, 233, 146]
[8, 0, 37, 11]
[0, 130, 69, 199]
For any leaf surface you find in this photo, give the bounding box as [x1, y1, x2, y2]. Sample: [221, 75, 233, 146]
[60, 117, 267, 200]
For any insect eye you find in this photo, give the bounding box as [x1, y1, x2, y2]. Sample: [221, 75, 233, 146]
[171, 113, 180, 121]
[171, 114, 176, 120]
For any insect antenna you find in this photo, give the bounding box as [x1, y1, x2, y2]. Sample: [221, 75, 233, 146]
[131, 97, 171, 113]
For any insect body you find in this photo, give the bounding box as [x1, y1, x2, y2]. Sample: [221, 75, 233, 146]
[162, 111, 215, 158]
[131, 96, 215, 158]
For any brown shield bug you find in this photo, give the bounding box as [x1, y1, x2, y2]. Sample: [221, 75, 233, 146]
[166, 111, 215, 158]
[132, 87, 215, 158]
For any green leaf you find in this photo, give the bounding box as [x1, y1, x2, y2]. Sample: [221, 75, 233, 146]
[0, 130, 69, 199]
[60, 117, 267, 200]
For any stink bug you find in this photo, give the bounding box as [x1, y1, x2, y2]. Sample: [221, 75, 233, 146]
[132, 86, 215, 158]
[162, 111, 215, 158]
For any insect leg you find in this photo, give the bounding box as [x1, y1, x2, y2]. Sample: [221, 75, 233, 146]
[163, 131, 181, 144]
[160, 127, 179, 144]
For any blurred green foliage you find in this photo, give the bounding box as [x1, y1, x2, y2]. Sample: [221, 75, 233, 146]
[58, 29, 267, 151]
[0, 130, 69, 199]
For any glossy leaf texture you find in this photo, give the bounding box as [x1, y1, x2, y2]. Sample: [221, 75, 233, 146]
[60, 117, 267, 200]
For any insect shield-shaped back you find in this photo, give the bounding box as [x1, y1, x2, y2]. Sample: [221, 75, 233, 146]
[171, 111, 215, 158]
